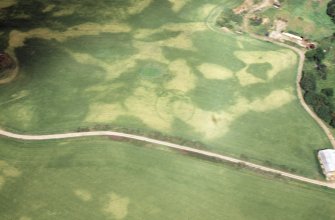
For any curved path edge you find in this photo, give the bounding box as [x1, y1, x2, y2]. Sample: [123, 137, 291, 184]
[206, 2, 335, 149]
[0, 3, 333, 190]
[0, 129, 334, 189]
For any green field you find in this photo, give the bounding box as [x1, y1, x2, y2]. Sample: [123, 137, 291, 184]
[0, 0, 331, 178]
[0, 138, 335, 220]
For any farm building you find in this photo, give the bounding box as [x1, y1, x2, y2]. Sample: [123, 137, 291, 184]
[318, 149, 335, 181]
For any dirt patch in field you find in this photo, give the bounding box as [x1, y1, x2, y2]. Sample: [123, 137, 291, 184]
[166, 59, 196, 92]
[86, 103, 123, 123]
[103, 193, 129, 220]
[234, 49, 297, 86]
[53, 7, 76, 17]
[125, 86, 171, 130]
[86, 85, 171, 131]
[0, 0, 16, 9]
[0, 160, 21, 190]
[70, 52, 136, 80]
[134, 22, 206, 40]
[169, 0, 190, 12]
[197, 63, 234, 80]
[8, 22, 131, 49]
[156, 90, 195, 122]
[133, 41, 169, 64]
[74, 189, 92, 201]
[159, 33, 195, 51]
[127, 0, 152, 15]
[190, 89, 295, 139]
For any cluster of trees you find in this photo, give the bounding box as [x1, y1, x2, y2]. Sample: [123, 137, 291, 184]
[300, 47, 335, 127]
[327, 0, 335, 23]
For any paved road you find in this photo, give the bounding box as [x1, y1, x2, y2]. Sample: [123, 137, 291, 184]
[0, 129, 334, 189]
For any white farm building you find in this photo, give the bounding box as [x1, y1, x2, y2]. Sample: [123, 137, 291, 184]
[318, 149, 335, 181]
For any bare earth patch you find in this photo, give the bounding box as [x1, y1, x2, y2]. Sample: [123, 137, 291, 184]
[0, 160, 21, 190]
[197, 63, 234, 80]
[169, 0, 190, 12]
[234, 49, 297, 86]
[103, 193, 129, 220]
[0, 0, 16, 9]
[8, 22, 131, 49]
[167, 59, 196, 92]
[74, 189, 92, 201]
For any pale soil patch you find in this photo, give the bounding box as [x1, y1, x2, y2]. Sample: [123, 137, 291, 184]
[86, 86, 170, 131]
[189, 89, 294, 139]
[86, 103, 123, 123]
[103, 193, 129, 220]
[74, 189, 92, 201]
[0, 160, 21, 190]
[127, 0, 152, 15]
[234, 49, 297, 86]
[134, 22, 207, 40]
[156, 90, 195, 122]
[196, 4, 217, 20]
[159, 33, 195, 51]
[169, 0, 190, 12]
[124, 86, 171, 130]
[235, 68, 265, 86]
[274, 19, 288, 32]
[3, 166, 21, 177]
[53, 7, 76, 17]
[234, 0, 254, 14]
[0, 67, 18, 85]
[8, 22, 131, 49]
[70, 52, 136, 80]
[5, 104, 33, 129]
[42, 4, 55, 13]
[133, 41, 169, 64]
[166, 59, 196, 92]
[251, 89, 295, 111]
[0, 0, 16, 9]
[197, 63, 234, 80]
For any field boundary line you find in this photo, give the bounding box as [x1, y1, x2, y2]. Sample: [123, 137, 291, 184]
[0, 129, 334, 189]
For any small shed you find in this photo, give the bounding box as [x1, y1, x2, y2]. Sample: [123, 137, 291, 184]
[318, 149, 335, 181]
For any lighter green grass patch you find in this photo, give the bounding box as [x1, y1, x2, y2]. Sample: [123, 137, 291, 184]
[169, 0, 190, 12]
[197, 63, 234, 80]
[166, 59, 196, 92]
[103, 193, 129, 220]
[74, 189, 92, 202]
[0, 0, 16, 9]
[235, 49, 297, 86]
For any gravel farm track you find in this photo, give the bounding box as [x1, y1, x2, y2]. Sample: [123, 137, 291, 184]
[1, 1, 335, 190]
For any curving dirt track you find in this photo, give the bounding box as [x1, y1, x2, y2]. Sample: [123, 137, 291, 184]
[0, 1, 334, 191]
[0, 129, 334, 189]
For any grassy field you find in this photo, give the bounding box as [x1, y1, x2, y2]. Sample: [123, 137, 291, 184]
[0, 138, 335, 220]
[0, 0, 331, 179]
[261, 0, 335, 40]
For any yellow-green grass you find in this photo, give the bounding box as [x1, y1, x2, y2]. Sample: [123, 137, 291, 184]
[262, 0, 335, 40]
[0, 137, 335, 220]
[0, 0, 331, 178]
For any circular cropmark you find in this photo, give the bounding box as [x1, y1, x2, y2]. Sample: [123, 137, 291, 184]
[156, 90, 195, 122]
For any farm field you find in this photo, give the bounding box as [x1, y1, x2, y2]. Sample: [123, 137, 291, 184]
[0, 138, 335, 220]
[0, 0, 331, 178]
[261, 0, 335, 39]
